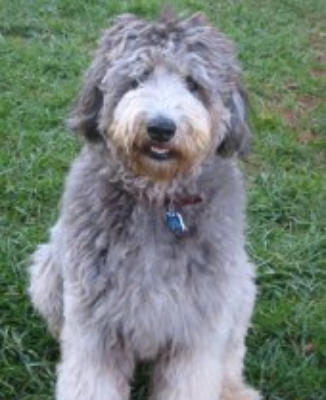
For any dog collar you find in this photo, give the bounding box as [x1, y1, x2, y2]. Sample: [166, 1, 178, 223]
[165, 195, 203, 208]
[165, 195, 202, 236]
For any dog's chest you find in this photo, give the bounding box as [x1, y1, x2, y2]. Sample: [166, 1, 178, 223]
[99, 205, 219, 357]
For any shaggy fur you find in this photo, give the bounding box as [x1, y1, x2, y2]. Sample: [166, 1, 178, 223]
[29, 12, 260, 400]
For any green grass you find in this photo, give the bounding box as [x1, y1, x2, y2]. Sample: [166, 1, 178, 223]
[0, 0, 325, 399]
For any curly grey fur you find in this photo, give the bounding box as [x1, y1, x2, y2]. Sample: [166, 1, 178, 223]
[68, 13, 250, 155]
[29, 12, 260, 400]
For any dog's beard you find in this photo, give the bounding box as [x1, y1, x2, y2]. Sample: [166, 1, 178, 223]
[107, 89, 214, 181]
[108, 122, 212, 181]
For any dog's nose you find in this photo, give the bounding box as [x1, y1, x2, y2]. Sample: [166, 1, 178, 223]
[147, 117, 176, 142]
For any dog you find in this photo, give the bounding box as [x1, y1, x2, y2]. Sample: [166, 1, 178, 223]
[29, 12, 260, 400]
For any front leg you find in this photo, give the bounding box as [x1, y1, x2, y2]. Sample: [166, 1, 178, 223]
[221, 272, 260, 400]
[150, 328, 230, 400]
[56, 322, 134, 400]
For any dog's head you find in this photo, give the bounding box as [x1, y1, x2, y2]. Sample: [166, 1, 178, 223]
[68, 13, 251, 181]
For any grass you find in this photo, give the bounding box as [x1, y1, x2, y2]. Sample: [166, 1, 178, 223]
[0, 0, 325, 399]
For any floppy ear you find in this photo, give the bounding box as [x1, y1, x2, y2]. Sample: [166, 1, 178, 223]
[68, 74, 104, 141]
[182, 16, 251, 158]
[217, 86, 251, 158]
[67, 14, 139, 141]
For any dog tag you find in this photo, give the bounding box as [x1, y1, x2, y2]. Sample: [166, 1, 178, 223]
[165, 211, 187, 235]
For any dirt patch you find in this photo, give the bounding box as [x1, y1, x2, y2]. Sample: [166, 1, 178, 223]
[281, 109, 297, 127]
[304, 342, 315, 356]
[278, 94, 321, 144]
[310, 31, 326, 62]
[298, 95, 320, 112]
[285, 82, 299, 92]
[297, 130, 319, 144]
[314, 48, 326, 64]
[279, 95, 320, 128]
[309, 31, 326, 78]
[311, 68, 326, 78]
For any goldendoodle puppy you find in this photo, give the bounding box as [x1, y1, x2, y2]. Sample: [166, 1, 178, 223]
[29, 12, 260, 400]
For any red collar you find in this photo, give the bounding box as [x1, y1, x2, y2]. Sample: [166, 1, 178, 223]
[165, 194, 203, 208]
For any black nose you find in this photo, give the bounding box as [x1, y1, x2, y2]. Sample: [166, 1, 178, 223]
[147, 117, 176, 142]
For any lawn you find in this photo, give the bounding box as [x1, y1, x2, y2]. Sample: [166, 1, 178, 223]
[0, 0, 325, 399]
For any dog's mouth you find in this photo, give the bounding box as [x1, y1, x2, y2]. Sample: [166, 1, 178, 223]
[143, 143, 175, 161]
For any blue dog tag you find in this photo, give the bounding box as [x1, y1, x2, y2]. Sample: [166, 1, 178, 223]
[165, 211, 187, 235]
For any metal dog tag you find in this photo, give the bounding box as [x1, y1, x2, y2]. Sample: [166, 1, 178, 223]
[165, 211, 187, 235]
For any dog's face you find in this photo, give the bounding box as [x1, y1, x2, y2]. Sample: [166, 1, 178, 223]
[69, 13, 251, 181]
[102, 54, 219, 181]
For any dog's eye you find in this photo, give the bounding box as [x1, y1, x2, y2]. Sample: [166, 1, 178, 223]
[130, 79, 139, 89]
[140, 69, 151, 81]
[129, 70, 151, 90]
[185, 76, 200, 93]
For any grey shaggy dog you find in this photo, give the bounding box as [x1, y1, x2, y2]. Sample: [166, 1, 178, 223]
[29, 12, 260, 400]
